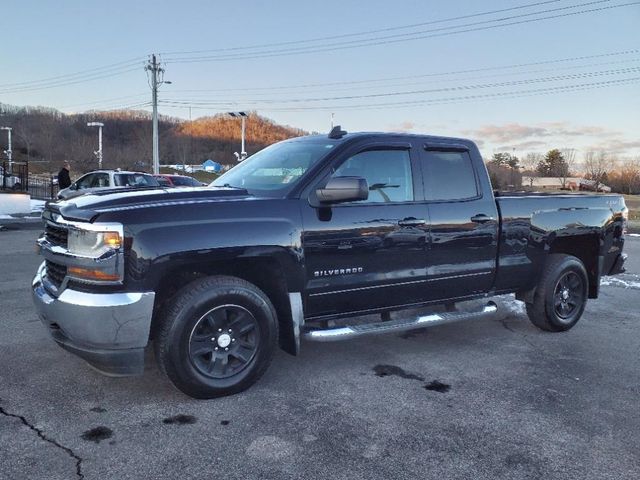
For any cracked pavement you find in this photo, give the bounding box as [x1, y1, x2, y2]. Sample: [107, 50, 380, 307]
[1, 226, 639, 480]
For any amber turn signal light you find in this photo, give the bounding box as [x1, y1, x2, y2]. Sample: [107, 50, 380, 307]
[67, 267, 120, 282]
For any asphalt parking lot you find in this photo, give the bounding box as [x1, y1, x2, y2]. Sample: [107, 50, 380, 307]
[1, 226, 639, 480]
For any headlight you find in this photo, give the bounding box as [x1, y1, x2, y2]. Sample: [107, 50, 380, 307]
[67, 225, 123, 258]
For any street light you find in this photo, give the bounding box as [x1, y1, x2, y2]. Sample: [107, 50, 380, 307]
[0, 126, 12, 172]
[228, 112, 248, 161]
[87, 122, 104, 169]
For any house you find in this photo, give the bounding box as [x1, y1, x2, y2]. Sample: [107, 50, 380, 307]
[202, 160, 223, 173]
[521, 176, 582, 190]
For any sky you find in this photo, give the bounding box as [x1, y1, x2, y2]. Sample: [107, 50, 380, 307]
[1, 0, 639, 161]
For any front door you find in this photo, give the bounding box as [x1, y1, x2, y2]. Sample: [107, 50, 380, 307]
[301, 145, 429, 318]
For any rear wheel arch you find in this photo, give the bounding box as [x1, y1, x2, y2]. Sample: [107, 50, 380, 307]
[548, 233, 601, 298]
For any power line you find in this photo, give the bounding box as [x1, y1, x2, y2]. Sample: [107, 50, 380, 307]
[161, 0, 563, 56]
[158, 66, 640, 107]
[165, 1, 637, 63]
[229, 77, 640, 112]
[167, 54, 640, 98]
[0, 65, 142, 94]
[0, 57, 145, 90]
[57, 93, 149, 110]
[156, 77, 639, 112]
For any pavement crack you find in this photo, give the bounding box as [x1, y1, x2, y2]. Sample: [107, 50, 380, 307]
[0, 406, 84, 479]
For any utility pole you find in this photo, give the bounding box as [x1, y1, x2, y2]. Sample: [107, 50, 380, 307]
[145, 54, 171, 174]
[228, 112, 248, 161]
[330, 113, 334, 129]
[87, 122, 104, 169]
[0, 126, 12, 172]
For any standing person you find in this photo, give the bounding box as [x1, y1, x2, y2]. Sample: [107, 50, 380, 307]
[58, 161, 71, 189]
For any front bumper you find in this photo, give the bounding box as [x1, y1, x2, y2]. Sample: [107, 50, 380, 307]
[32, 262, 155, 376]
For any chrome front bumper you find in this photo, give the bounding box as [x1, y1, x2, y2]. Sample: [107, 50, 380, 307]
[32, 262, 155, 376]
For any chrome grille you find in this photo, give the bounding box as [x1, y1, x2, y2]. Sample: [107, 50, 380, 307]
[45, 223, 68, 248]
[45, 260, 66, 288]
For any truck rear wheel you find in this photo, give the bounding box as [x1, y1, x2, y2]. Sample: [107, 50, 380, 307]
[155, 275, 278, 399]
[525, 254, 588, 332]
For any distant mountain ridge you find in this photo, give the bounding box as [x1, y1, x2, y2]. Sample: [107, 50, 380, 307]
[0, 103, 307, 173]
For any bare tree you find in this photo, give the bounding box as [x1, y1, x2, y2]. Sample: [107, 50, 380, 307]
[618, 158, 640, 194]
[521, 152, 542, 187]
[559, 148, 577, 189]
[584, 151, 613, 189]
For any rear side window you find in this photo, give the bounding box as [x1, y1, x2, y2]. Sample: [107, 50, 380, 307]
[423, 151, 478, 201]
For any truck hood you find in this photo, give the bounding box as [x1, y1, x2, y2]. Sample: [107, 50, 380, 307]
[48, 186, 252, 222]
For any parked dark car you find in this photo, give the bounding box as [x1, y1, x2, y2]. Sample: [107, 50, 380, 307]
[154, 174, 206, 187]
[33, 128, 628, 399]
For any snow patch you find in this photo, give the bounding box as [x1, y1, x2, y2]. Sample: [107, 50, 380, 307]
[496, 294, 527, 316]
[30, 199, 46, 213]
[600, 277, 640, 290]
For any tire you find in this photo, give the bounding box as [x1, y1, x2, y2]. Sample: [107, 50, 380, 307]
[155, 275, 278, 399]
[525, 254, 588, 332]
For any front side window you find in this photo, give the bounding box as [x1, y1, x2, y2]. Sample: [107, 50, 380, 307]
[423, 151, 478, 201]
[332, 149, 414, 203]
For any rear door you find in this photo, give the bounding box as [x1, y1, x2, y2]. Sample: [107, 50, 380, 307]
[419, 145, 499, 300]
[301, 143, 429, 318]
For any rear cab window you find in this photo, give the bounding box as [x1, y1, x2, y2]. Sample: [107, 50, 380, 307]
[421, 150, 478, 201]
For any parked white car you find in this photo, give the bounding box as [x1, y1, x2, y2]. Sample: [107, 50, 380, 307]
[57, 170, 160, 200]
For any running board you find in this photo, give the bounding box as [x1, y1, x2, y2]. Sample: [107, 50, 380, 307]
[303, 302, 498, 342]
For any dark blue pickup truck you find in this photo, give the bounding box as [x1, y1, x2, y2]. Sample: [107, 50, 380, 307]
[32, 128, 628, 398]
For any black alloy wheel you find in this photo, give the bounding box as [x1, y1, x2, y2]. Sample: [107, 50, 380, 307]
[188, 304, 260, 379]
[525, 254, 589, 332]
[553, 271, 585, 320]
[155, 275, 278, 399]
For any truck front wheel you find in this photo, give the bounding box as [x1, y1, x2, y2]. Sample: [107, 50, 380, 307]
[525, 254, 588, 332]
[155, 275, 278, 399]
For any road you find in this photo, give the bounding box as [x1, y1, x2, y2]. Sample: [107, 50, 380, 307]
[1, 227, 639, 480]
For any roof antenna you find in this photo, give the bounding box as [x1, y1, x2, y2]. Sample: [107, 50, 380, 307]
[328, 125, 347, 139]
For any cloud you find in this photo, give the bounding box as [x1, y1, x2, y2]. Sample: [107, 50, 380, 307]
[388, 121, 416, 132]
[463, 123, 550, 143]
[497, 140, 547, 151]
[464, 121, 623, 144]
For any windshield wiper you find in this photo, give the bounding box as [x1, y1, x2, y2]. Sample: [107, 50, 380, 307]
[211, 183, 245, 190]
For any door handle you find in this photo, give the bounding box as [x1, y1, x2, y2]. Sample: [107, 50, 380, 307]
[398, 218, 426, 227]
[470, 214, 495, 223]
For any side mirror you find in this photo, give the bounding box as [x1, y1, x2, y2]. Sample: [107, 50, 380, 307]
[70, 183, 78, 190]
[316, 176, 368, 204]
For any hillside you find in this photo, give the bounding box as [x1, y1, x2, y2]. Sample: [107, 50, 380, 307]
[0, 104, 307, 174]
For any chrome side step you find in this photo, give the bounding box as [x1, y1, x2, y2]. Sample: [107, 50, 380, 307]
[303, 302, 498, 342]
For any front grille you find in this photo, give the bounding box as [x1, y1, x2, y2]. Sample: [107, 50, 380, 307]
[45, 223, 69, 248]
[45, 260, 67, 288]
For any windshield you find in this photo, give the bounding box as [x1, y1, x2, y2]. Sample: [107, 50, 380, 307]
[210, 139, 335, 194]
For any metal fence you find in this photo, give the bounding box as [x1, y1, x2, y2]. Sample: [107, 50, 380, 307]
[1, 161, 59, 199]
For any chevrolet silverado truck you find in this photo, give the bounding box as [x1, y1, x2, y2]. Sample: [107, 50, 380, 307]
[32, 128, 628, 399]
